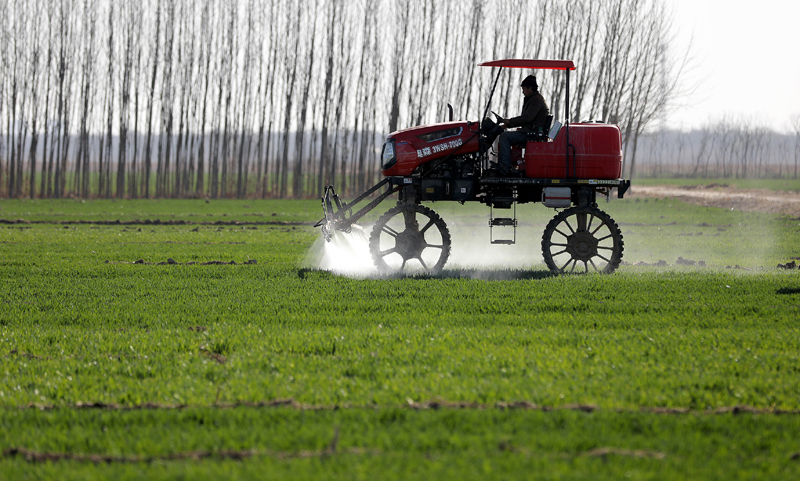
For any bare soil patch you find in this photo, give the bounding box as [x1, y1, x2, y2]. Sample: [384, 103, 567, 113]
[629, 184, 800, 217]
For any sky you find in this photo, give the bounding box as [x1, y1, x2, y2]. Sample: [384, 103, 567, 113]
[666, 0, 800, 132]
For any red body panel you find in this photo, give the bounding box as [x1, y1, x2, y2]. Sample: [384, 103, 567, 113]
[381, 121, 622, 180]
[525, 123, 622, 179]
[381, 121, 480, 176]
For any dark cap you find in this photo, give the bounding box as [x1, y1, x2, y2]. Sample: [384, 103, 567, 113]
[521, 75, 538, 89]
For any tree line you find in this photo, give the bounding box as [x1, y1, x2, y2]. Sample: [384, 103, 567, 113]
[634, 115, 800, 179]
[2, 0, 690, 200]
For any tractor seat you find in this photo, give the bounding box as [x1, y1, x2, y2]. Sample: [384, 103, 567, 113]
[527, 115, 553, 142]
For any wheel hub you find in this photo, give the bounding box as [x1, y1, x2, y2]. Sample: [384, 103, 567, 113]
[395, 229, 424, 260]
[566, 231, 599, 261]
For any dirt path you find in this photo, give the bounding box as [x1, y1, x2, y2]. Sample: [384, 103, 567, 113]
[628, 184, 800, 217]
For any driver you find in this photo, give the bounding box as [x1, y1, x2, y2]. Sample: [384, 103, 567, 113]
[495, 75, 549, 176]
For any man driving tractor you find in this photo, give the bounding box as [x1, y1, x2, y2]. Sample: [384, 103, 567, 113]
[493, 75, 550, 176]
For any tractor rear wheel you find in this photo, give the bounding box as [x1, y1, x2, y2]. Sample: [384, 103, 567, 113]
[369, 204, 451, 274]
[541, 206, 624, 274]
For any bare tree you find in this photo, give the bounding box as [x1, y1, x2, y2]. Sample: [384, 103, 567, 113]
[236, 0, 258, 198]
[173, 0, 195, 198]
[462, 0, 485, 120]
[128, 1, 145, 198]
[791, 114, 800, 179]
[0, 0, 6, 197]
[6, 0, 29, 198]
[690, 124, 713, 178]
[291, 0, 318, 199]
[142, 0, 162, 198]
[116, 0, 139, 198]
[620, 0, 665, 177]
[353, 0, 381, 194]
[317, 0, 340, 197]
[278, 0, 300, 199]
[329, 6, 356, 196]
[570, 1, 601, 122]
[25, 0, 48, 198]
[194, 0, 214, 196]
[54, 0, 78, 199]
[258, 0, 280, 198]
[387, 0, 413, 134]
[220, 0, 237, 198]
[39, 1, 58, 198]
[98, 1, 115, 198]
[155, 0, 176, 198]
[75, 0, 98, 198]
[406, 0, 436, 127]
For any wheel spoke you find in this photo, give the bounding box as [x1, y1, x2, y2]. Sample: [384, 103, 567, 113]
[554, 228, 571, 239]
[381, 224, 400, 237]
[419, 218, 435, 234]
[597, 254, 611, 263]
[551, 249, 568, 256]
[569, 259, 578, 273]
[597, 246, 614, 251]
[424, 243, 444, 249]
[586, 214, 595, 233]
[559, 258, 573, 271]
[418, 257, 429, 270]
[591, 221, 608, 236]
[379, 247, 397, 258]
[596, 233, 613, 242]
[400, 259, 407, 270]
[562, 219, 576, 235]
[589, 259, 600, 272]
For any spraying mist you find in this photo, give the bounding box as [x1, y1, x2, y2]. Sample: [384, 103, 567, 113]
[304, 194, 785, 276]
[304, 209, 552, 278]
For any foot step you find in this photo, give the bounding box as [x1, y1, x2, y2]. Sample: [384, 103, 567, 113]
[490, 218, 516, 227]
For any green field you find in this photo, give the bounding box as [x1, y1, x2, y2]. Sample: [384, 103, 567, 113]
[1, 194, 799, 480]
[633, 177, 800, 192]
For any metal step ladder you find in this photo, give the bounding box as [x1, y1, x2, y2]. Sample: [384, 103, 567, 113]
[489, 202, 517, 245]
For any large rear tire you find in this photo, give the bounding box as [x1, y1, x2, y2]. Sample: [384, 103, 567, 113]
[369, 204, 451, 274]
[542, 206, 624, 274]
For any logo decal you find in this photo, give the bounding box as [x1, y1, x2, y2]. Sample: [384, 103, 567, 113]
[417, 138, 463, 158]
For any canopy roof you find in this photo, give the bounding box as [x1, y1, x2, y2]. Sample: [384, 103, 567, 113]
[479, 59, 575, 70]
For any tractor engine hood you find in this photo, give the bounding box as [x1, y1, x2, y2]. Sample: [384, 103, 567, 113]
[380, 121, 481, 176]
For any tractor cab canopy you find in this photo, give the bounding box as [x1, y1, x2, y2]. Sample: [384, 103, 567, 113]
[478, 59, 575, 71]
[478, 59, 576, 121]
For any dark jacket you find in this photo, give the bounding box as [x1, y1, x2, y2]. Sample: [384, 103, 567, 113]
[506, 91, 549, 133]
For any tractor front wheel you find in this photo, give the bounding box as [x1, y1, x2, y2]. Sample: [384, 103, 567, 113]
[369, 204, 451, 274]
[541, 206, 624, 274]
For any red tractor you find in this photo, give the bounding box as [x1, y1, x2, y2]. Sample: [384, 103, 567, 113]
[316, 59, 630, 274]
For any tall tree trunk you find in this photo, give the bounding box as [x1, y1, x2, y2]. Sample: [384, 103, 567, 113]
[293, 0, 317, 199]
[318, 0, 337, 197]
[279, 3, 300, 199]
[143, 2, 162, 198]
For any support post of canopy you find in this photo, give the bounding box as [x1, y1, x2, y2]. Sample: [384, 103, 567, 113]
[565, 67, 571, 178]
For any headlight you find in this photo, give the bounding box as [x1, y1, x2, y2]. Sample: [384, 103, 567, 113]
[381, 140, 396, 169]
